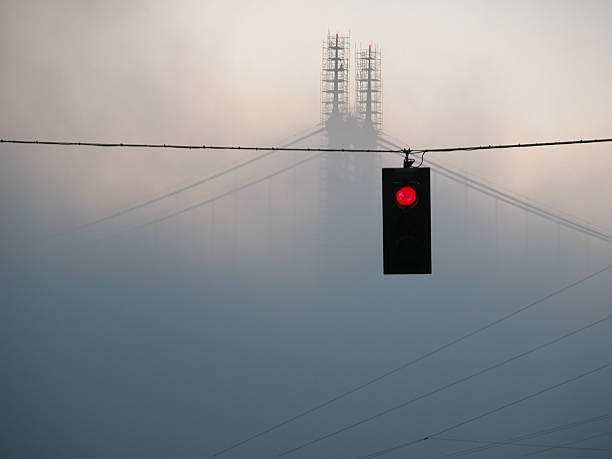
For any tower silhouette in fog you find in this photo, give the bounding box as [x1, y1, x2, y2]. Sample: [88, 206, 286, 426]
[320, 32, 383, 273]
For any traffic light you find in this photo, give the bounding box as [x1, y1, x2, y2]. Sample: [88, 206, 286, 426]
[382, 167, 431, 274]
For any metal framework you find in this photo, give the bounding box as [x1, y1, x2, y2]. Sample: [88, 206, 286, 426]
[321, 32, 350, 124]
[355, 43, 382, 130]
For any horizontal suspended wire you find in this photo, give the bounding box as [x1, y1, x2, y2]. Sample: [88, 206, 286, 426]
[0, 138, 399, 154]
[2, 136, 612, 154]
[8, 131, 612, 241]
[79, 136, 612, 246]
[430, 413, 612, 459]
[12, 130, 608, 454]
[511, 431, 612, 459]
[381, 134, 602, 225]
[6, 133, 607, 420]
[409, 137, 612, 154]
[69, 135, 612, 245]
[54, 126, 324, 236]
[269, 312, 612, 458]
[422, 155, 611, 236]
[65, 132, 612, 242]
[206, 263, 612, 458]
[84, 136, 611, 456]
[359, 361, 612, 458]
[122, 134, 612, 458]
[430, 436, 612, 453]
[378, 136, 612, 244]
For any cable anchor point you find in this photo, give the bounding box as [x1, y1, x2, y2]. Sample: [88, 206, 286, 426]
[403, 148, 414, 168]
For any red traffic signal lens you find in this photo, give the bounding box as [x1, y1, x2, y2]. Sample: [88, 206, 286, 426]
[396, 186, 417, 207]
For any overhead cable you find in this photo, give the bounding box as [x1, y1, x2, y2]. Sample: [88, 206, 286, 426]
[409, 137, 612, 154]
[206, 263, 612, 458]
[429, 159, 612, 244]
[2, 136, 612, 154]
[48, 132, 612, 241]
[359, 361, 612, 458]
[93, 153, 325, 243]
[379, 135, 612, 244]
[270, 312, 612, 457]
[429, 436, 612, 454]
[0, 138, 398, 154]
[55, 126, 324, 235]
[430, 413, 612, 459]
[511, 431, 612, 459]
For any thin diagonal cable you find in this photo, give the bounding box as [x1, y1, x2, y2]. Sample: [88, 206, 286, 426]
[206, 263, 612, 458]
[378, 136, 612, 244]
[94, 153, 325, 243]
[379, 135, 612, 241]
[429, 162, 612, 244]
[270, 312, 612, 458]
[431, 436, 612, 453]
[378, 132, 610, 239]
[429, 413, 612, 459]
[55, 127, 324, 236]
[512, 431, 612, 459]
[427, 158, 612, 243]
[380, 134, 580, 223]
[359, 362, 612, 458]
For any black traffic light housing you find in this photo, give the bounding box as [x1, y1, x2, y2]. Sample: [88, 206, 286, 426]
[382, 167, 431, 274]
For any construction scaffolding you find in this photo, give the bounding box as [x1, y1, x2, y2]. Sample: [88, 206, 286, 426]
[355, 43, 382, 130]
[318, 32, 382, 275]
[321, 32, 350, 125]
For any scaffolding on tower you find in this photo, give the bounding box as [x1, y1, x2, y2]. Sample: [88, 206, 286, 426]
[318, 33, 381, 275]
[321, 32, 350, 127]
[355, 43, 382, 131]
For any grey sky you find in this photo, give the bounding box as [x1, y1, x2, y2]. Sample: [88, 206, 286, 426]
[1, 1, 611, 458]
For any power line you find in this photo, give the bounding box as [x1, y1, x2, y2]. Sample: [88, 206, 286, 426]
[2, 136, 612, 154]
[379, 136, 612, 244]
[428, 159, 612, 244]
[430, 436, 612, 454]
[409, 137, 612, 153]
[54, 127, 324, 235]
[10, 132, 612, 243]
[380, 135, 612, 237]
[269, 312, 612, 458]
[206, 263, 612, 458]
[512, 431, 612, 459]
[81, 130, 612, 455]
[430, 413, 612, 459]
[379, 131, 612, 236]
[93, 152, 325, 243]
[8, 133, 609, 455]
[72, 134, 612, 243]
[359, 361, 612, 458]
[0, 138, 398, 154]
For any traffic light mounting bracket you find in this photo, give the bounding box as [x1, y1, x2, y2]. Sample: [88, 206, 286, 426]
[402, 148, 415, 168]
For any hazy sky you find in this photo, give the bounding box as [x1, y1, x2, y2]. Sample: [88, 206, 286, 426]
[1, 1, 611, 458]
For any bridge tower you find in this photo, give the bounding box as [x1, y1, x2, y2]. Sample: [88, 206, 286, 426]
[355, 43, 382, 147]
[320, 32, 383, 275]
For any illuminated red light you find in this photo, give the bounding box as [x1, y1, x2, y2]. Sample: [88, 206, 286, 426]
[336, 33, 339, 39]
[396, 186, 417, 207]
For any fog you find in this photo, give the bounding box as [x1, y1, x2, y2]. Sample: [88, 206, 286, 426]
[2, 1, 612, 458]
